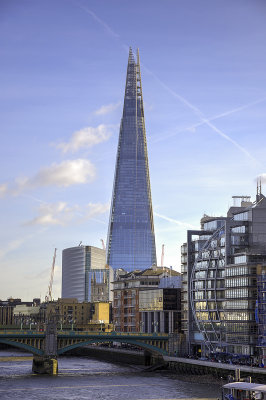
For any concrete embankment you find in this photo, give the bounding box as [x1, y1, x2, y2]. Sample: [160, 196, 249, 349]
[164, 356, 266, 383]
[68, 347, 266, 382]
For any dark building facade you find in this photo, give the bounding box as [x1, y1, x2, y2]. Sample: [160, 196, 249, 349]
[182, 191, 266, 364]
[107, 48, 157, 271]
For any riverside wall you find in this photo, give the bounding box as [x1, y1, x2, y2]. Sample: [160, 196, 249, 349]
[66, 346, 266, 382]
[164, 356, 266, 383]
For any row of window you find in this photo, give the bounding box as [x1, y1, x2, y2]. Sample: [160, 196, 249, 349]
[194, 291, 225, 300]
[226, 265, 249, 277]
[224, 311, 254, 321]
[233, 211, 250, 221]
[225, 300, 249, 309]
[225, 277, 249, 287]
[225, 288, 249, 298]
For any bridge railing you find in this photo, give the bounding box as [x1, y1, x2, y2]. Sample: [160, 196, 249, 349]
[56, 331, 169, 337]
[0, 329, 169, 339]
[0, 330, 45, 336]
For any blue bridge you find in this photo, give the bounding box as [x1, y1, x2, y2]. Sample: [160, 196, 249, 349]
[0, 330, 169, 357]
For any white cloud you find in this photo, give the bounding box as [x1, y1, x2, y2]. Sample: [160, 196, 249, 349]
[25, 201, 109, 226]
[0, 183, 8, 198]
[0, 160, 96, 197]
[57, 124, 112, 153]
[0, 238, 25, 260]
[94, 102, 121, 116]
[26, 202, 75, 226]
[19, 159, 96, 190]
[85, 202, 110, 219]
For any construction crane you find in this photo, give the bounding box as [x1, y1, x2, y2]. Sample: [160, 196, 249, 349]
[45, 248, 57, 302]
[161, 244, 165, 267]
[101, 239, 106, 251]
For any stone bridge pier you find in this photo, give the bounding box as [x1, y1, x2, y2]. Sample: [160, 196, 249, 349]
[32, 322, 58, 375]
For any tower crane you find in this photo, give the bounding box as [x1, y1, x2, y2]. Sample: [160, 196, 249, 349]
[45, 248, 57, 302]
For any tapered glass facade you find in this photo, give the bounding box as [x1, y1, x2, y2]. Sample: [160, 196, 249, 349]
[107, 49, 157, 271]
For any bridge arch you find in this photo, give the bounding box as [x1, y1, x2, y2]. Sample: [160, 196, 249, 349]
[58, 338, 167, 356]
[0, 338, 43, 356]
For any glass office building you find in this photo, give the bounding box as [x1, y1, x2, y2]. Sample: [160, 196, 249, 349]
[62, 246, 110, 302]
[182, 191, 266, 363]
[107, 48, 157, 271]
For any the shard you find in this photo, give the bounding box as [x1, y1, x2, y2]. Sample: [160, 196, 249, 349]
[106, 48, 157, 271]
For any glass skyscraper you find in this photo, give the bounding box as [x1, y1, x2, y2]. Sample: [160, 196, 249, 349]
[107, 48, 157, 271]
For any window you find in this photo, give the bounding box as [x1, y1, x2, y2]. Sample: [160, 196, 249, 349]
[225, 288, 249, 298]
[232, 225, 246, 233]
[234, 255, 247, 264]
[233, 211, 250, 221]
[225, 277, 249, 287]
[226, 265, 249, 276]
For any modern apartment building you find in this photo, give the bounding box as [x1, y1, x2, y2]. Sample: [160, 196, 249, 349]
[182, 190, 266, 364]
[112, 267, 181, 333]
[107, 48, 157, 271]
[62, 246, 111, 302]
[139, 287, 181, 334]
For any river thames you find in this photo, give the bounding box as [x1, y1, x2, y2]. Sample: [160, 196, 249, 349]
[0, 350, 221, 400]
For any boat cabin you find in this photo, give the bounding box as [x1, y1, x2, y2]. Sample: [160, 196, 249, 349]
[222, 382, 266, 400]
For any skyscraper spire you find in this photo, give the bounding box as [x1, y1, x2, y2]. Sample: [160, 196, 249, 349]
[106, 48, 157, 271]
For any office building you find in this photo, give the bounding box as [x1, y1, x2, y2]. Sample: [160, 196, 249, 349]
[107, 48, 157, 271]
[0, 298, 41, 327]
[62, 246, 111, 302]
[182, 189, 266, 364]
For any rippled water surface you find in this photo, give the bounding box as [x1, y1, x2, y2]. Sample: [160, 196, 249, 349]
[0, 350, 221, 400]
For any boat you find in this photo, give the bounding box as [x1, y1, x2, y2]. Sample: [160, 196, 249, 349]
[222, 382, 266, 400]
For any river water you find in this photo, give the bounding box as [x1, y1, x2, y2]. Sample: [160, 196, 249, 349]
[0, 350, 221, 400]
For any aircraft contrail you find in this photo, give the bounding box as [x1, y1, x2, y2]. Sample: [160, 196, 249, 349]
[154, 212, 197, 229]
[153, 96, 266, 144]
[71, 1, 262, 164]
[143, 66, 259, 162]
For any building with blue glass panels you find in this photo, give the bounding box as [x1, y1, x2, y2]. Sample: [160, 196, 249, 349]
[107, 48, 157, 271]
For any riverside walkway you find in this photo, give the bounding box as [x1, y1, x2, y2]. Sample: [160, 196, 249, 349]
[164, 355, 266, 381]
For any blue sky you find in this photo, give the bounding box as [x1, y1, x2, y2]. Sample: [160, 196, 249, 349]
[1, 0, 266, 300]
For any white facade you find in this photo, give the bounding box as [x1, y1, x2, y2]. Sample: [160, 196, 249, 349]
[62, 246, 108, 302]
[62, 246, 86, 302]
